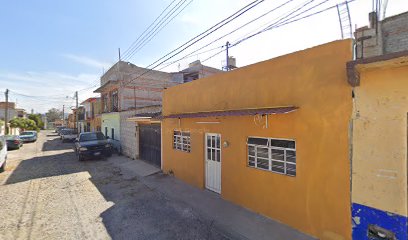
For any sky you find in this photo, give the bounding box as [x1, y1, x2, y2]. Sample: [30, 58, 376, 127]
[0, 0, 407, 113]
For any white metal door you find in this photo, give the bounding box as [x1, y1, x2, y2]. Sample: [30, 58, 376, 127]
[205, 133, 221, 193]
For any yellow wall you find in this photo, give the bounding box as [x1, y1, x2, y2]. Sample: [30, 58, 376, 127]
[162, 40, 353, 240]
[352, 62, 408, 217]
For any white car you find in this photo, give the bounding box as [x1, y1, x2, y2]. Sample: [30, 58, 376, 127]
[0, 135, 7, 172]
[60, 129, 78, 142]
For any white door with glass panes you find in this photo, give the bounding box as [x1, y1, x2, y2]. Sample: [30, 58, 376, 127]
[205, 133, 221, 193]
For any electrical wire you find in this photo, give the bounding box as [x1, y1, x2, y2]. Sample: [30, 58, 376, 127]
[123, 0, 193, 60]
[122, 0, 266, 86]
[156, 0, 302, 71]
[124, 0, 195, 61]
[122, 0, 179, 58]
[201, 0, 357, 64]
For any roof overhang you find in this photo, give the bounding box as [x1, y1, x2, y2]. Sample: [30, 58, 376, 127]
[163, 106, 298, 119]
[127, 112, 162, 123]
[347, 50, 408, 87]
[94, 80, 119, 93]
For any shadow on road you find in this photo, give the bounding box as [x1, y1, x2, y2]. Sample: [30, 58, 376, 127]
[4, 139, 225, 240]
[41, 137, 74, 152]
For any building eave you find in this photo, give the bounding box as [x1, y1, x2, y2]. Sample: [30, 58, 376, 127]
[346, 50, 408, 87]
[163, 106, 298, 119]
[94, 80, 119, 93]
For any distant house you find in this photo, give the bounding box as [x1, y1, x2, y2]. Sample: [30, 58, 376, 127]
[94, 61, 178, 156]
[76, 106, 85, 133]
[15, 108, 26, 118]
[0, 102, 26, 134]
[0, 102, 17, 121]
[81, 97, 101, 132]
[94, 60, 222, 162]
[67, 113, 75, 129]
[125, 60, 222, 165]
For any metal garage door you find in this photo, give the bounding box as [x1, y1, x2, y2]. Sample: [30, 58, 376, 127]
[139, 124, 161, 167]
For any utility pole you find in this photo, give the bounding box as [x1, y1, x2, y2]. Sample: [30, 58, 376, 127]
[118, 48, 121, 61]
[4, 89, 9, 135]
[62, 105, 65, 127]
[75, 91, 79, 134]
[225, 41, 230, 71]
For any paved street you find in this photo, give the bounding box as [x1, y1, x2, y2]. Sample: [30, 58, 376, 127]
[0, 131, 228, 240]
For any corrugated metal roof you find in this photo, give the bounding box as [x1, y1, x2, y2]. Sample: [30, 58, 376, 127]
[127, 111, 163, 122]
[163, 106, 298, 119]
[133, 112, 162, 119]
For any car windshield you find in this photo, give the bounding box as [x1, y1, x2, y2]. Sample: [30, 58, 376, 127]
[5, 135, 18, 140]
[20, 132, 34, 136]
[79, 132, 105, 142]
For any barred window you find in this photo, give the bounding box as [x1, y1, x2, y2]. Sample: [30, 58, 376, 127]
[247, 137, 296, 176]
[173, 131, 191, 153]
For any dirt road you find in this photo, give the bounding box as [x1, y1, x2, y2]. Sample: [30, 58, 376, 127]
[0, 130, 228, 240]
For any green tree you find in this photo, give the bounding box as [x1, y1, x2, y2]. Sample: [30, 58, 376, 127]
[28, 114, 44, 129]
[9, 118, 38, 131]
[46, 108, 62, 123]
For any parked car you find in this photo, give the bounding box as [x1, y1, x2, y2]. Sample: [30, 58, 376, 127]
[20, 131, 38, 143]
[55, 126, 65, 133]
[74, 132, 112, 161]
[0, 135, 7, 172]
[5, 135, 23, 150]
[60, 129, 78, 142]
[56, 127, 68, 135]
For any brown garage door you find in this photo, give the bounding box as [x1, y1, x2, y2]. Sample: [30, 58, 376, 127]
[139, 124, 161, 167]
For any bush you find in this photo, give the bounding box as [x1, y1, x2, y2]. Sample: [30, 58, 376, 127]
[9, 118, 38, 131]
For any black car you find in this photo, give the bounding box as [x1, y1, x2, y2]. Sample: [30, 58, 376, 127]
[74, 132, 112, 161]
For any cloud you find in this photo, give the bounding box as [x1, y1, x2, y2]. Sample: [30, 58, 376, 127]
[0, 71, 100, 113]
[62, 54, 112, 69]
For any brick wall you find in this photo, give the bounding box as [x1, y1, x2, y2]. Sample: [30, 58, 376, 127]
[355, 11, 408, 59]
[120, 106, 162, 160]
[120, 110, 137, 159]
[382, 12, 408, 53]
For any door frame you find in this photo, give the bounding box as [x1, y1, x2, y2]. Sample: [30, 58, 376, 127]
[204, 133, 222, 194]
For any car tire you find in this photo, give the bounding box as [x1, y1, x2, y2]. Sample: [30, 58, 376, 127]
[0, 160, 6, 172]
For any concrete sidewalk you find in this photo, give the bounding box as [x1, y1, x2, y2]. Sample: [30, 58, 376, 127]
[109, 156, 316, 240]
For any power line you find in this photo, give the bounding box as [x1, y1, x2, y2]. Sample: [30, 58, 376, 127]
[202, 0, 358, 64]
[122, 0, 179, 58]
[8, 91, 71, 103]
[157, 0, 302, 71]
[123, 0, 194, 60]
[122, 0, 266, 86]
[124, 0, 195, 61]
[233, 0, 343, 47]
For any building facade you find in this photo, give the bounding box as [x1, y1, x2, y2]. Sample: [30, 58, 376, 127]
[162, 40, 353, 240]
[81, 97, 101, 132]
[347, 11, 408, 240]
[0, 102, 17, 121]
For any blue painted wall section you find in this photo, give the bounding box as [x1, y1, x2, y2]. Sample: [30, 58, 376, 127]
[352, 203, 408, 240]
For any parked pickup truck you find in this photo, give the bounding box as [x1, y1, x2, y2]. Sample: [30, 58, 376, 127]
[60, 129, 78, 142]
[74, 132, 112, 161]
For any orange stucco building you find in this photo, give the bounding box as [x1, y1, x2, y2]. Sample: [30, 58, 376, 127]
[162, 40, 353, 239]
